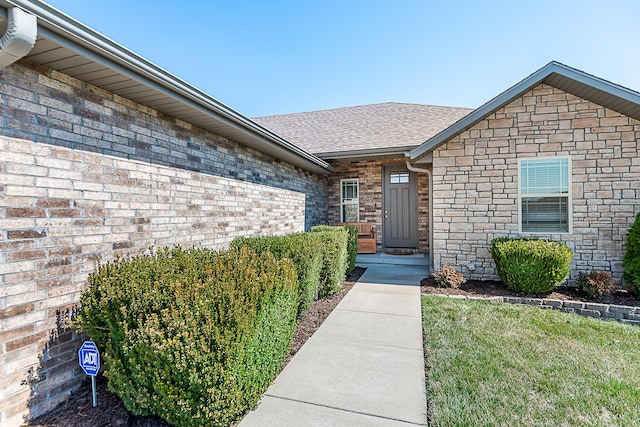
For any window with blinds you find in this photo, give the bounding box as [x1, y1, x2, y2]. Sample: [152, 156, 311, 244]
[519, 157, 571, 233]
[340, 179, 359, 222]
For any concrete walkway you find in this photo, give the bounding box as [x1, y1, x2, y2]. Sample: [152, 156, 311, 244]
[239, 264, 428, 426]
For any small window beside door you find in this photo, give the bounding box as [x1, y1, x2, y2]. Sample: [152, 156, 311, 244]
[341, 179, 359, 222]
[389, 172, 410, 184]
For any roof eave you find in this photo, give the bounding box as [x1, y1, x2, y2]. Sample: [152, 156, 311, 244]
[409, 61, 640, 162]
[316, 145, 418, 161]
[1, 0, 333, 175]
[409, 63, 554, 161]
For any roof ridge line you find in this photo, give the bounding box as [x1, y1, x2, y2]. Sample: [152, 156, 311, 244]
[253, 102, 474, 119]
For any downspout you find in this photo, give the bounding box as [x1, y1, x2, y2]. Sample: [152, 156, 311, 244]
[405, 154, 434, 272]
[0, 7, 37, 69]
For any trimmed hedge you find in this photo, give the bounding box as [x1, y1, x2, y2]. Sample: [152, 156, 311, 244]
[490, 237, 573, 293]
[312, 225, 357, 274]
[75, 246, 298, 427]
[231, 232, 322, 317]
[311, 226, 350, 297]
[343, 225, 358, 274]
[623, 212, 640, 295]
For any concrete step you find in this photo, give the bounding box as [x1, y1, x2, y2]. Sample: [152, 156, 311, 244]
[356, 252, 429, 267]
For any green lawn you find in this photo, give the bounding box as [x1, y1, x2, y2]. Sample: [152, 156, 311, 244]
[422, 296, 640, 427]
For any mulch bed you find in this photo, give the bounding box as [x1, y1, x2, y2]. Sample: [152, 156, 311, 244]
[286, 267, 363, 365]
[27, 267, 366, 427]
[421, 277, 640, 307]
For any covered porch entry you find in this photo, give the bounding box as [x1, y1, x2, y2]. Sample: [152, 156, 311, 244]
[327, 157, 430, 258]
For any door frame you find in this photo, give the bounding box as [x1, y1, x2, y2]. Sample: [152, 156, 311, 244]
[382, 163, 419, 248]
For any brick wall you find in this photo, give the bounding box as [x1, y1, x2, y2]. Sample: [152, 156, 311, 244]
[0, 60, 326, 425]
[431, 83, 640, 281]
[327, 158, 429, 253]
[0, 60, 328, 230]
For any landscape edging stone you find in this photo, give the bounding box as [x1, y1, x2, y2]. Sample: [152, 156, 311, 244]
[427, 293, 640, 326]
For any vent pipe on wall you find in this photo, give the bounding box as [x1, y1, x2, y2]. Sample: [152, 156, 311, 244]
[0, 7, 37, 69]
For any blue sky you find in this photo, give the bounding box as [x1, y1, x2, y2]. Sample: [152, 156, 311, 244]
[45, 0, 640, 117]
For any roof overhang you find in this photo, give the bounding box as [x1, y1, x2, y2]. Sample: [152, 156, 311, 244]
[0, 0, 333, 175]
[410, 61, 640, 162]
[316, 145, 419, 162]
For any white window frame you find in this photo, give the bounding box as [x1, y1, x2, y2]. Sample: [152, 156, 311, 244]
[340, 178, 359, 222]
[517, 156, 572, 234]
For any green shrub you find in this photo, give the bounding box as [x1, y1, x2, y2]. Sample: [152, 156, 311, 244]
[231, 232, 322, 316]
[623, 212, 640, 295]
[342, 226, 358, 274]
[433, 263, 466, 288]
[75, 246, 298, 427]
[311, 225, 357, 275]
[577, 270, 616, 300]
[311, 226, 349, 297]
[490, 237, 573, 293]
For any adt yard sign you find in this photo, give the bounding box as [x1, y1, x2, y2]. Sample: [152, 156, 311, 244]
[79, 341, 100, 406]
[79, 341, 100, 376]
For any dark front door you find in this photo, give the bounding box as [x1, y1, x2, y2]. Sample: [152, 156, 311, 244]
[383, 164, 418, 248]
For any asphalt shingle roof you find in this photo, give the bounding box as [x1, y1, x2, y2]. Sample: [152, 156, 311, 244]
[253, 102, 473, 156]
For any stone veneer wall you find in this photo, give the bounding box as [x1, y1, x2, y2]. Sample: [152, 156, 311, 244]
[327, 158, 429, 253]
[0, 60, 327, 425]
[431, 83, 640, 281]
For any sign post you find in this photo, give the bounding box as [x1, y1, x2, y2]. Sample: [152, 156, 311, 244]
[78, 341, 100, 407]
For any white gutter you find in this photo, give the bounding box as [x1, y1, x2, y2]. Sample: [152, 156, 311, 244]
[0, 6, 36, 68]
[316, 145, 419, 161]
[405, 155, 434, 272]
